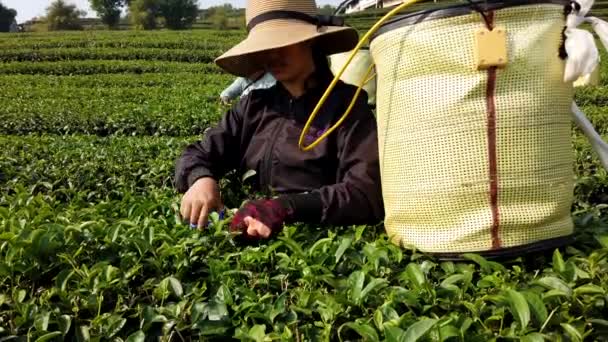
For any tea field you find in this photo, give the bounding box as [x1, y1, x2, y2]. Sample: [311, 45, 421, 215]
[2, 25, 608, 341]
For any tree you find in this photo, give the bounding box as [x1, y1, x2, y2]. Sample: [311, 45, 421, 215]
[0, 2, 17, 32]
[46, 0, 86, 31]
[318, 4, 336, 15]
[204, 3, 233, 18]
[128, 0, 159, 30]
[209, 5, 229, 30]
[158, 0, 198, 30]
[90, 0, 125, 28]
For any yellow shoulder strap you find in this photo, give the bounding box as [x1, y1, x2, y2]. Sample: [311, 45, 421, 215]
[298, 0, 424, 151]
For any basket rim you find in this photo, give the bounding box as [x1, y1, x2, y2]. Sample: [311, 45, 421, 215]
[370, 0, 570, 42]
[424, 234, 574, 261]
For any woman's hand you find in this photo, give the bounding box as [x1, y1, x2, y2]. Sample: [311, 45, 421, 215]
[241, 217, 273, 238]
[180, 177, 223, 229]
[230, 199, 293, 239]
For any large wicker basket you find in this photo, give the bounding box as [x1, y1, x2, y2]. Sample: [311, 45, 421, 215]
[369, 0, 575, 256]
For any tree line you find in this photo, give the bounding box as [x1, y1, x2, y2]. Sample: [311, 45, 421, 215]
[0, 2, 17, 32]
[95, 0, 199, 30]
[0, 0, 199, 32]
[0, 1, 337, 32]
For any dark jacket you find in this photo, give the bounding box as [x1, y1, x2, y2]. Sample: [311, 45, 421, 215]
[175, 74, 384, 226]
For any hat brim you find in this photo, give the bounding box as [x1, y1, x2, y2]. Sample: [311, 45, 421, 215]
[215, 20, 359, 77]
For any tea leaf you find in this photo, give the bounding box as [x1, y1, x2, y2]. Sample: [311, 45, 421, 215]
[463, 254, 504, 273]
[521, 332, 545, 342]
[76, 325, 90, 342]
[58, 315, 71, 335]
[206, 300, 229, 321]
[349, 271, 365, 303]
[535, 277, 572, 297]
[35, 332, 62, 342]
[595, 235, 608, 248]
[249, 324, 266, 342]
[335, 236, 353, 264]
[440, 274, 465, 288]
[523, 291, 548, 325]
[15, 289, 26, 303]
[384, 326, 406, 342]
[269, 293, 286, 323]
[439, 325, 460, 341]
[107, 315, 127, 338]
[561, 323, 582, 342]
[34, 311, 50, 332]
[403, 318, 438, 342]
[360, 278, 388, 301]
[552, 249, 565, 274]
[573, 284, 605, 296]
[405, 263, 426, 288]
[373, 309, 383, 331]
[125, 330, 145, 342]
[242, 169, 257, 182]
[506, 290, 530, 331]
[168, 276, 183, 298]
[340, 322, 379, 342]
[589, 319, 608, 327]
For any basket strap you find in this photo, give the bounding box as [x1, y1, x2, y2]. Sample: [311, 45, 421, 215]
[299, 0, 425, 151]
[572, 102, 608, 170]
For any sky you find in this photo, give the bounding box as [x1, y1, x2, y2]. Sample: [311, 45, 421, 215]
[4, 0, 345, 23]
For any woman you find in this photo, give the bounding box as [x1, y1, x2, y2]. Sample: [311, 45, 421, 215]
[175, 0, 383, 239]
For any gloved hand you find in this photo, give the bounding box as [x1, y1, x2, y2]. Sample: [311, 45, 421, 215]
[230, 199, 294, 239]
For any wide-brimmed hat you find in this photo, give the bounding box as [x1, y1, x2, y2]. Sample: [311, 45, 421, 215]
[215, 0, 359, 77]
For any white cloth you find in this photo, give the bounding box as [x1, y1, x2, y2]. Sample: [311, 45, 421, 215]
[566, 0, 593, 27]
[565, 0, 608, 170]
[586, 16, 608, 51]
[220, 72, 276, 101]
[564, 0, 599, 82]
[564, 28, 598, 82]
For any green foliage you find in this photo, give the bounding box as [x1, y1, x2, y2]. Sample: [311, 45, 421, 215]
[128, 0, 159, 30]
[0, 59, 219, 76]
[318, 4, 337, 15]
[0, 29, 243, 49]
[0, 47, 223, 63]
[0, 2, 17, 32]
[158, 0, 198, 30]
[46, 0, 86, 31]
[1, 176, 608, 339]
[2, 27, 608, 340]
[89, 0, 125, 28]
[204, 4, 245, 30]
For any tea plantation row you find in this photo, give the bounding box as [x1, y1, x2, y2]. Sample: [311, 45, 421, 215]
[1, 27, 608, 341]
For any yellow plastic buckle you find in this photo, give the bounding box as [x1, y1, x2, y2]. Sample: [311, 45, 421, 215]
[474, 27, 508, 70]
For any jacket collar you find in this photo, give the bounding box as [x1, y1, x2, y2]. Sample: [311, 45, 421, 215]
[270, 67, 339, 128]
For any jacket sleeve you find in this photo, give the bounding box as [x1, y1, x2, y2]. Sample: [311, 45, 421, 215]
[220, 77, 247, 100]
[174, 98, 247, 193]
[281, 92, 384, 226]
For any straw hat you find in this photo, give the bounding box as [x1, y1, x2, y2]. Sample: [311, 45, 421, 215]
[215, 0, 359, 77]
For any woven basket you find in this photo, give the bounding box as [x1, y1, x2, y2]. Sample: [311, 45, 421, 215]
[369, 0, 575, 256]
